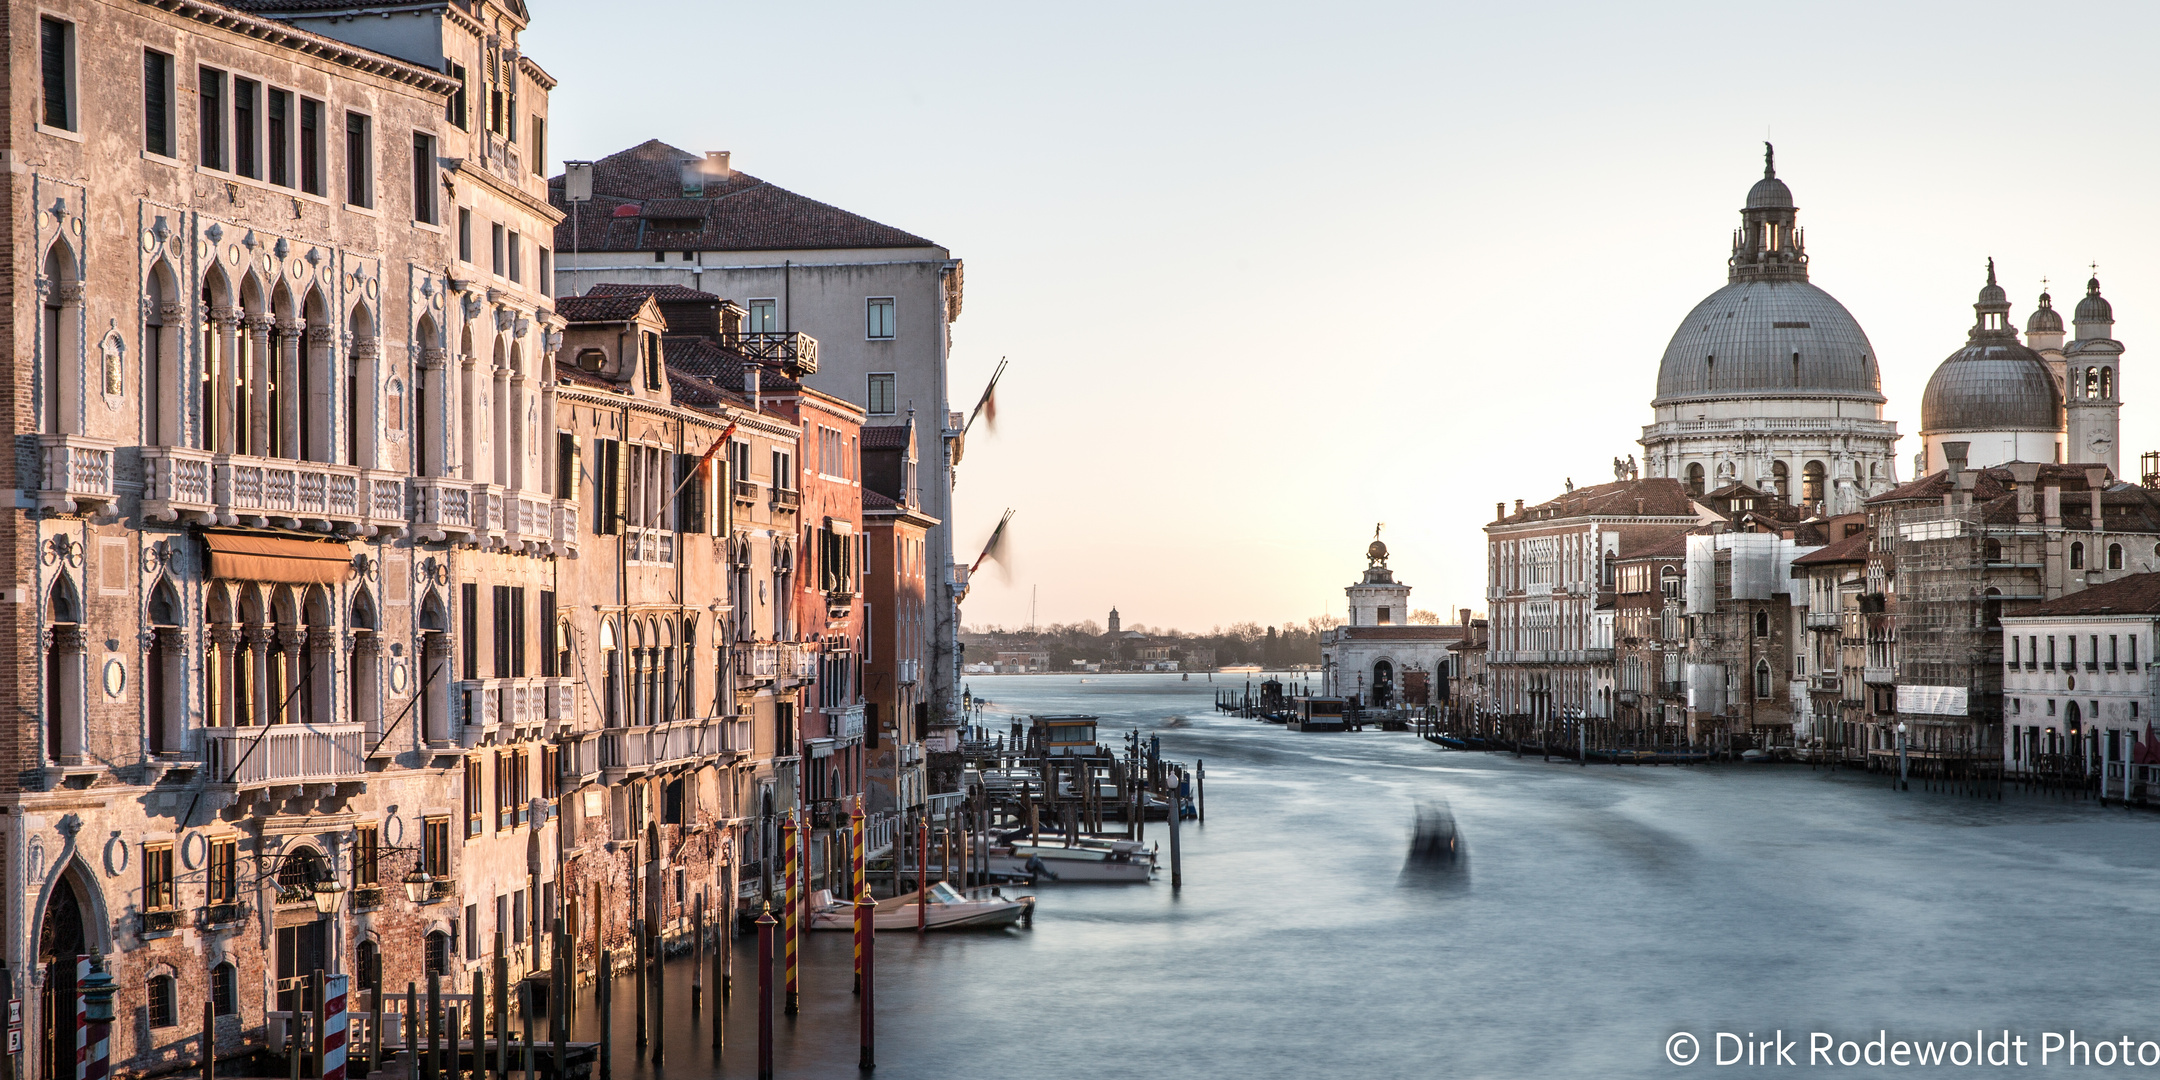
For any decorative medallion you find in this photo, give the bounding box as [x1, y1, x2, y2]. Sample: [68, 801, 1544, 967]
[102, 658, 125, 700]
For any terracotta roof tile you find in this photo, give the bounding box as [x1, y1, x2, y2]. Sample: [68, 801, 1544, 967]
[555, 293, 652, 324]
[1338, 626, 1467, 641]
[1496, 477, 1697, 526]
[2012, 572, 2160, 617]
[586, 283, 724, 303]
[862, 424, 912, 451]
[550, 140, 936, 254]
[1792, 529, 1871, 566]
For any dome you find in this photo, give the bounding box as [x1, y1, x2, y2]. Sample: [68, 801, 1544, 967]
[1746, 175, 1793, 210]
[1920, 340, 2059, 432]
[2026, 291, 2063, 335]
[2076, 276, 2112, 324]
[1652, 279, 1884, 405]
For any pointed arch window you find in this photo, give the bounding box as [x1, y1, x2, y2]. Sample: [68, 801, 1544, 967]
[1754, 658, 1773, 700]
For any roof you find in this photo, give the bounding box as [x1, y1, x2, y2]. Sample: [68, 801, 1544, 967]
[1654, 278, 1883, 406]
[862, 490, 898, 511]
[1495, 477, 1698, 526]
[552, 140, 936, 254]
[1868, 462, 2104, 506]
[862, 424, 913, 451]
[2010, 572, 2160, 618]
[555, 293, 655, 324]
[1618, 533, 1691, 560]
[586, 283, 726, 303]
[1792, 529, 1870, 566]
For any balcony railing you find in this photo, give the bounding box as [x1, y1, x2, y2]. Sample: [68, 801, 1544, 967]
[142, 446, 216, 521]
[897, 658, 920, 685]
[770, 488, 800, 511]
[598, 718, 723, 775]
[732, 479, 760, 502]
[1806, 611, 1842, 629]
[37, 434, 117, 515]
[411, 476, 474, 538]
[552, 499, 581, 555]
[1863, 665, 1895, 685]
[140, 908, 178, 935]
[736, 643, 779, 683]
[831, 705, 865, 740]
[627, 526, 675, 565]
[460, 677, 575, 739]
[204, 722, 367, 787]
[145, 447, 404, 533]
[721, 330, 819, 376]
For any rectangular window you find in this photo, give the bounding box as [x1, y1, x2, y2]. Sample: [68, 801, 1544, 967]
[866, 297, 895, 340]
[539, 249, 552, 298]
[511, 586, 528, 676]
[772, 450, 793, 492]
[866, 373, 896, 415]
[461, 582, 480, 678]
[412, 132, 438, 223]
[465, 754, 485, 836]
[142, 843, 175, 911]
[541, 745, 560, 800]
[508, 231, 522, 283]
[531, 115, 546, 175]
[493, 585, 513, 678]
[539, 591, 558, 677]
[748, 299, 777, 334]
[267, 90, 292, 187]
[199, 68, 227, 170]
[143, 50, 175, 157]
[465, 904, 479, 961]
[233, 78, 259, 178]
[40, 18, 74, 132]
[458, 208, 473, 263]
[448, 62, 469, 130]
[423, 817, 451, 878]
[207, 838, 237, 904]
[345, 111, 373, 207]
[354, 823, 379, 885]
[300, 98, 324, 195]
[492, 223, 505, 276]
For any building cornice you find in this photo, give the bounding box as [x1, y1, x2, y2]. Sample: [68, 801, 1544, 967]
[138, 0, 461, 97]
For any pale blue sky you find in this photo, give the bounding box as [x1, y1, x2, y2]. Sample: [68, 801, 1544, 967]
[527, 1, 2160, 632]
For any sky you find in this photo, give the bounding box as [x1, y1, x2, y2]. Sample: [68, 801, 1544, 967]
[526, 0, 2160, 635]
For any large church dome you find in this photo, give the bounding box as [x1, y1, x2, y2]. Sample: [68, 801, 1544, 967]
[1921, 263, 2060, 433]
[1652, 280, 1883, 406]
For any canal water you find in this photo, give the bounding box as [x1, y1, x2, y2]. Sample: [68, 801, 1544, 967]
[577, 673, 2160, 1078]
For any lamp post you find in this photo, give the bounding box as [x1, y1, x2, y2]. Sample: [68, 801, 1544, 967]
[403, 869, 433, 905]
[1897, 720, 1909, 791]
[81, 956, 114, 1080]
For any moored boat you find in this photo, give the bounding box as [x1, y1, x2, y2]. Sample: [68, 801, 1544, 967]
[808, 881, 1034, 931]
[986, 836, 1157, 883]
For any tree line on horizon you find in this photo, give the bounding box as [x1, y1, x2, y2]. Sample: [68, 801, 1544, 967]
[960, 608, 1449, 668]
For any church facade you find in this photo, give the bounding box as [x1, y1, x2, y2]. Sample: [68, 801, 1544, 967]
[1319, 543, 1465, 708]
[1639, 148, 1902, 515]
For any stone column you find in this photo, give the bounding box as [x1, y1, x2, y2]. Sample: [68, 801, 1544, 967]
[350, 340, 379, 468]
[419, 347, 448, 478]
[244, 313, 275, 457]
[247, 626, 274, 727]
[210, 626, 243, 727]
[212, 307, 243, 453]
[276, 318, 304, 460]
[309, 627, 337, 726]
[158, 301, 186, 446]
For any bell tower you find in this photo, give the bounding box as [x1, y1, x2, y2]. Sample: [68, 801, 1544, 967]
[2065, 275, 2124, 475]
[1346, 541, 1413, 627]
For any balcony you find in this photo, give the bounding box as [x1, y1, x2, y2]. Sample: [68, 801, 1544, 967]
[204, 722, 367, 788]
[425, 878, 457, 903]
[898, 658, 920, 685]
[627, 525, 675, 565]
[830, 705, 865, 741]
[459, 677, 575, 742]
[552, 499, 581, 556]
[145, 447, 404, 533]
[721, 330, 819, 376]
[1660, 680, 1689, 698]
[770, 488, 800, 512]
[598, 718, 723, 778]
[202, 901, 246, 927]
[411, 476, 475, 539]
[1806, 611, 1842, 629]
[1863, 666, 1896, 686]
[1811, 673, 1842, 692]
[140, 908, 178, 935]
[732, 479, 760, 503]
[735, 642, 779, 684]
[37, 435, 117, 515]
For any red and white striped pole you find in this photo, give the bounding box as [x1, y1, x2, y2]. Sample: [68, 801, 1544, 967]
[320, 974, 348, 1080]
[73, 955, 89, 1080]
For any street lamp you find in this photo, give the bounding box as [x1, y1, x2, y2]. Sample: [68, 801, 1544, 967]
[1896, 720, 1909, 792]
[312, 878, 348, 916]
[79, 957, 115, 1023]
[403, 868, 433, 904]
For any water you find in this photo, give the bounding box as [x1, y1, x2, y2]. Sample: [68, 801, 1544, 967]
[579, 673, 2160, 1078]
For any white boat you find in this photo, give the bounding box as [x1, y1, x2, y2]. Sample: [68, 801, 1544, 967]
[987, 838, 1157, 884]
[808, 882, 1034, 931]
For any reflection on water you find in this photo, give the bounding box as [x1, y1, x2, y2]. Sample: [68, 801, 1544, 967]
[578, 673, 2160, 1079]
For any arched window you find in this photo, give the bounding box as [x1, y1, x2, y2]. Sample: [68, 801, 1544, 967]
[356, 939, 380, 993]
[1984, 538, 2003, 564]
[351, 589, 381, 733]
[1754, 658, 1773, 699]
[210, 962, 237, 1016]
[146, 262, 182, 446]
[1754, 611, 1769, 638]
[147, 578, 183, 755]
[1686, 463, 1705, 496]
[276, 846, 324, 901]
[2102, 367, 2114, 399]
[46, 575, 84, 764]
[1770, 460, 1789, 498]
[2109, 543, 2124, 570]
[1803, 460, 1827, 504]
[43, 240, 80, 435]
[347, 303, 375, 467]
[600, 619, 621, 728]
[147, 973, 177, 1029]
[2086, 367, 2100, 399]
[2071, 542, 2085, 570]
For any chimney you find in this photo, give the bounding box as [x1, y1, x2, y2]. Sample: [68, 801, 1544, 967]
[706, 150, 731, 176]
[2087, 466, 2108, 526]
[1514, 499, 1525, 515]
[2009, 461, 2040, 523]
[1942, 441, 1969, 485]
[1496, 502, 1506, 522]
[2043, 485, 2062, 527]
[744, 365, 761, 410]
[1459, 608, 1471, 628]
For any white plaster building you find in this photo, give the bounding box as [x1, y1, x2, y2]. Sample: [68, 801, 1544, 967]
[1640, 147, 1900, 515]
[1319, 542, 1465, 708]
[1999, 572, 2160, 780]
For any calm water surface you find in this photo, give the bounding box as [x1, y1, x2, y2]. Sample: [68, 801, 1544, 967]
[579, 674, 2160, 1078]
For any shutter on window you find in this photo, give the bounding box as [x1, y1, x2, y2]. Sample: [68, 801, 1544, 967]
[607, 439, 626, 534]
[717, 458, 732, 540]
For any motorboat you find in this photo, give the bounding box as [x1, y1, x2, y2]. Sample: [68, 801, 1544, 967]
[986, 836, 1157, 884]
[808, 881, 1034, 931]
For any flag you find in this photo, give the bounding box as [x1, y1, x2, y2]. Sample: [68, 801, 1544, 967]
[696, 421, 738, 477]
[965, 358, 1007, 434]
[970, 509, 1013, 574]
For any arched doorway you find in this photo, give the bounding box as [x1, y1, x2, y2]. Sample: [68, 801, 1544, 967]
[1372, 659, 1395, 708]
[37, 871, 86, 1080]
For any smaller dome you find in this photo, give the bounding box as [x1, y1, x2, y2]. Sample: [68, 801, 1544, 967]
[2026, 291, 2063, 335]
[1976, 258, 2008, 308]
[2076, 276, 2113, 324]
[1921, 342, 2060, 433]
[1746, 176, 1793, 209]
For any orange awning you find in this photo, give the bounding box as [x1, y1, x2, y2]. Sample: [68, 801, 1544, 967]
[204, 533, 355, 585]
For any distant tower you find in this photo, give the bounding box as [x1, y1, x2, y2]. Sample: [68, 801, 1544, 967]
[2065, 276, 2124, 475]
[1107, 607, 1121, 634]
[1345, 541, 1413, 627]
